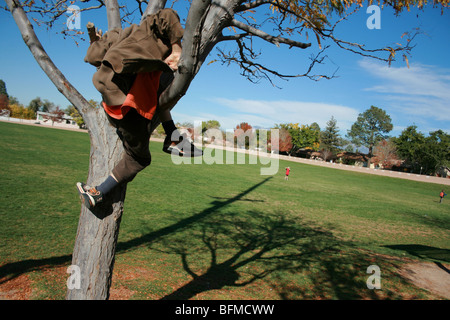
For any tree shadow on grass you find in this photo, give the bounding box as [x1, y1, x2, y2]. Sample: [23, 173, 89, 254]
[384, 244, 450, 274]
[152, 209, 393, 300]
[155, 210, 336, 300]
[384, 244, 450, 263]
[116, 177, 272, 252]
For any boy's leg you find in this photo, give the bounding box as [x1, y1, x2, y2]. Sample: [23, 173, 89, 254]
[157, 72, 202, 157]
[111, 109, 152, 184]
[159, 108, 203, 157]
[77, 109, 151, 209]
[160, 108, 177, 138]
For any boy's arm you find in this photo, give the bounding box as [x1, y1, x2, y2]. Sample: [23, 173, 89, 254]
[164, 40, 182, 71]
[84, 28, 119, 67]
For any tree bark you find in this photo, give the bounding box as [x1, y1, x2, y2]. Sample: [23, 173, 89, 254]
[140, 0, 167, 23]
[105, 0, 122, 30]
[67, 108, 127, 299]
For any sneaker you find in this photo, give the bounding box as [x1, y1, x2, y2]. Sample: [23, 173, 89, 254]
[76, 182, 103, 209]
[163, 132, 203, 157]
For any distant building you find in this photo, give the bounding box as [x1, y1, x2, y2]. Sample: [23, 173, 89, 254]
[35, 111, 79, 129]
[436, 166, 450, 178]
[36, 111, 77, 127]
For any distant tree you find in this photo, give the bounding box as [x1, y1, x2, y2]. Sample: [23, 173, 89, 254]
[195, 120, 222, 142]
[299, 124, 321, 151]
[0, 95, 9, 110]
[392, 126, 449, 174]
[201, 120, 221, 132]
[0, 80, 9, 110]
[9, 104, 23, 118]
[41, 106, 65, 125]
[236, 122, 252, 132]
[320, 116, 341, 153]
[278, 128, 293, 155]
[9, 103, 35, 119]
[310, 122, 321, 132]
[176, 121, 194, 128]
[42, 99, 55, 112]
[275, 123, 320, 151]
[8, 96, 20, 105]
[235, 122, 254, 149]
[322, 149, 334, 162]
[426, 130, 450, 173]
[344, 144, 354, 153]
[347, 106, 393, 157]
[66, 105, 85, 129]
[275, 123, 299, 151]
[27, 97, 57, 113]
[28, 97, 43, 113]
[373, 139, 398, 169]
[0, 80, 7, 97]
[309, 122, 321, 151]
[392, 125, 425, 172]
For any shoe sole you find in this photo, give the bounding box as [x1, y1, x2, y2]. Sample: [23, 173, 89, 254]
[76, 182, 86, 194]
[76, 182, 95, 209]
[163, 145, 203, 157]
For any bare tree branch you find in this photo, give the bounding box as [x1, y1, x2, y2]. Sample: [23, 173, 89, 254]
[230, 18, 311, 49]
[5, 0, 92, 120]
[158, 0, 213, 111]
[219, 39, 336, 86]
[140, 0, 167, 23]
[105, 0, 121, 30]
[323, 6, 419, 64]
[235, 0, 273, 12]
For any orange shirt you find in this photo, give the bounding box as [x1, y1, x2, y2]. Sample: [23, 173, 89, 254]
[102, 71, 161, 120]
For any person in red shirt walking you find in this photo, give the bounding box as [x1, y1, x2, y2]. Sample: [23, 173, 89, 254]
[285, 167, 290, 181]
[440, 190, 447, 203]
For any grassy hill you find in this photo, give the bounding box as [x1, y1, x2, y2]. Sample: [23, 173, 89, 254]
[0, 121, 448, 300]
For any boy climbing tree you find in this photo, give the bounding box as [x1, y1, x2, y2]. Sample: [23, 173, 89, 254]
[77, 8, 202, 209]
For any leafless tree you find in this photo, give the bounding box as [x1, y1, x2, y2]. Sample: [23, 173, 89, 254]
[373, 139, 399, 169]
[3, 0, 438, 299]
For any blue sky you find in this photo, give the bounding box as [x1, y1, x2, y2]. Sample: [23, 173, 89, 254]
[0, 1, 449, 137]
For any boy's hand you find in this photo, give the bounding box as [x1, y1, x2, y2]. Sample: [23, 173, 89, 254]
[164, 41, 182, 71]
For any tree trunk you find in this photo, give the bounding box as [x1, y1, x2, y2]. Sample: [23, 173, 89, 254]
[66, 107, 161, 300]
[66, 109, 126, 300]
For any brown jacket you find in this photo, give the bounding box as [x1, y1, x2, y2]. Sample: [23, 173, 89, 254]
[85, 9, 184, 106]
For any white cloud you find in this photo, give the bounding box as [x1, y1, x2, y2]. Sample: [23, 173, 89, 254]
[358, 59, 450, 123]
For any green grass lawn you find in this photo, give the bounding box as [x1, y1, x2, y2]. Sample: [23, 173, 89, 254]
[0, 121, 449, 300]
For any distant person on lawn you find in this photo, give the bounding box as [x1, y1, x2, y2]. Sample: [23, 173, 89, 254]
[285, 167, 290, 181]
[439, 190, 447, 203]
